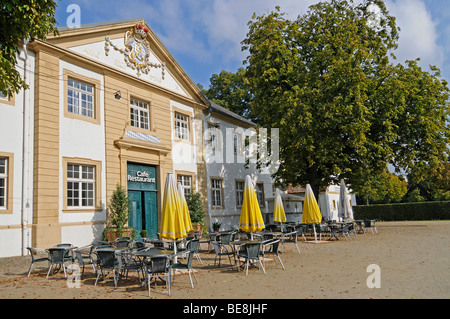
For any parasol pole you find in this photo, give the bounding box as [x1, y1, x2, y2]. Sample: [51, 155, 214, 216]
[173, 239, 178, 263]
[313, 223, 318, 242]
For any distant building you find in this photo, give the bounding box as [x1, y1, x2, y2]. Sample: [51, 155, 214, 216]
[287, 184, 357, 222]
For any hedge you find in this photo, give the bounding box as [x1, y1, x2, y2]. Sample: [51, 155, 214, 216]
[353, 201, 450, 221]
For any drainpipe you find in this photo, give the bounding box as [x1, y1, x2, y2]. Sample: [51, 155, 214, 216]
[21, 39, 30, 256]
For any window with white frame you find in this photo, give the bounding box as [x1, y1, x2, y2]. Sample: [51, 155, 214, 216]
[0, 158, 7, 209]
[235, 180, 244, 207]
[130, 98, 149, 130]
[67, 164, 95, 208]
[174, 112, 190, 140]
[255, 182, 265, 207]
[67, 78, 94, 118]
[177, 174, 192, 198]
[211, 178, 223, 208]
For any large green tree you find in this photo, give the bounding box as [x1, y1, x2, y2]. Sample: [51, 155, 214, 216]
[203, 67, 254, 119]
[353, 167, 407, 204]
[240, 0, 449, 198]
[0, 0, 59, 96]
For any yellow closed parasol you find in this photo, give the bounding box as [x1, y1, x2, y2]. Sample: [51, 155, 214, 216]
[160, 173, 188, 240]
[273, 188, 287, 223]
[177, 182, 193, 234]
[302, 184, 322, 242]
[239, 175, 265, 240]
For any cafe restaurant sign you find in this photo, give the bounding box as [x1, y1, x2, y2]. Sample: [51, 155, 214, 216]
[128, 170, 156, 183]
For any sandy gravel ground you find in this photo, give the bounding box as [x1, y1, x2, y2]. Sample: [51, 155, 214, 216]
[0, 221, 449, 300]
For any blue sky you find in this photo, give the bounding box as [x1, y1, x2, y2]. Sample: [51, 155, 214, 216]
[54, 0, 449, 89]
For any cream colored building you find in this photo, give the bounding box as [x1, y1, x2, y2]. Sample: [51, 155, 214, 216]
[0, 19, 209, 257]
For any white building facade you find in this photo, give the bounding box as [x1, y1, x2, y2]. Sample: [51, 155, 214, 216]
[0, 46, 35, 258]
[203, 102, 277, 231]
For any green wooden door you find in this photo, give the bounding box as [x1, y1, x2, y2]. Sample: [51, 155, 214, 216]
[128, 191, 143, 231]
[127, 163, 158, 239]
[143, 191, 158, 239]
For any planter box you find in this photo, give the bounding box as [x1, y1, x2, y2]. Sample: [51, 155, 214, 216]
[104, 228, 134, 241]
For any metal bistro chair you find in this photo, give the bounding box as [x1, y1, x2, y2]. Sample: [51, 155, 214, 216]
[187, 238, 203, 265]
[94, 250, 119, 288]
[282, 230, 301, 254]
[171, 249, 198, 289]
[220, 232, 235, 250]
[116, 250, 144, 287]
[337, 224, 353, 241]
[115, 237, 131, 249]
[26, 247, 50, 277]
[144, 256, 172, 297]
[46, 247, 72, 279]
[240, 242, 266, 276]
[55, 243, 74, 262]
[296, 224, 308, 241]
[363, 219, 378, 234]
[212, 241, 236, 269]
[74, 245, 96, 278]
[261, 239, 285, 270]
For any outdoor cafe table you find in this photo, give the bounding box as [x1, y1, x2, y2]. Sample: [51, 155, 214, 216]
[134, 248, 176, 259]
[326, 224, 342, 241]
[257, 231, 284, 239]
[95, 246, 130, 252]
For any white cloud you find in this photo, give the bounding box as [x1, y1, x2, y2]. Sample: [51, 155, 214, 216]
[198, 0, 316, 64]
[385, 0, 444, 70]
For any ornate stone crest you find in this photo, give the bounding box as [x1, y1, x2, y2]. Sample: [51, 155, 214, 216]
[105, 22, 165, 78]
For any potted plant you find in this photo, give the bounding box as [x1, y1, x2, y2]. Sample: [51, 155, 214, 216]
[186, 192, 206, 236]
[102, 184, 134, 241]
[140, 230, 148, 239]
[212, 222, 221, 232]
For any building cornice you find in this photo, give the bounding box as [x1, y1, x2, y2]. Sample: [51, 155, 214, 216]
[28, 38, 209, 110]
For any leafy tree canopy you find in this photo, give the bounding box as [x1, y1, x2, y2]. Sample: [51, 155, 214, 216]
[203, 67, 254, 120]
[0, 0, 59, 96]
